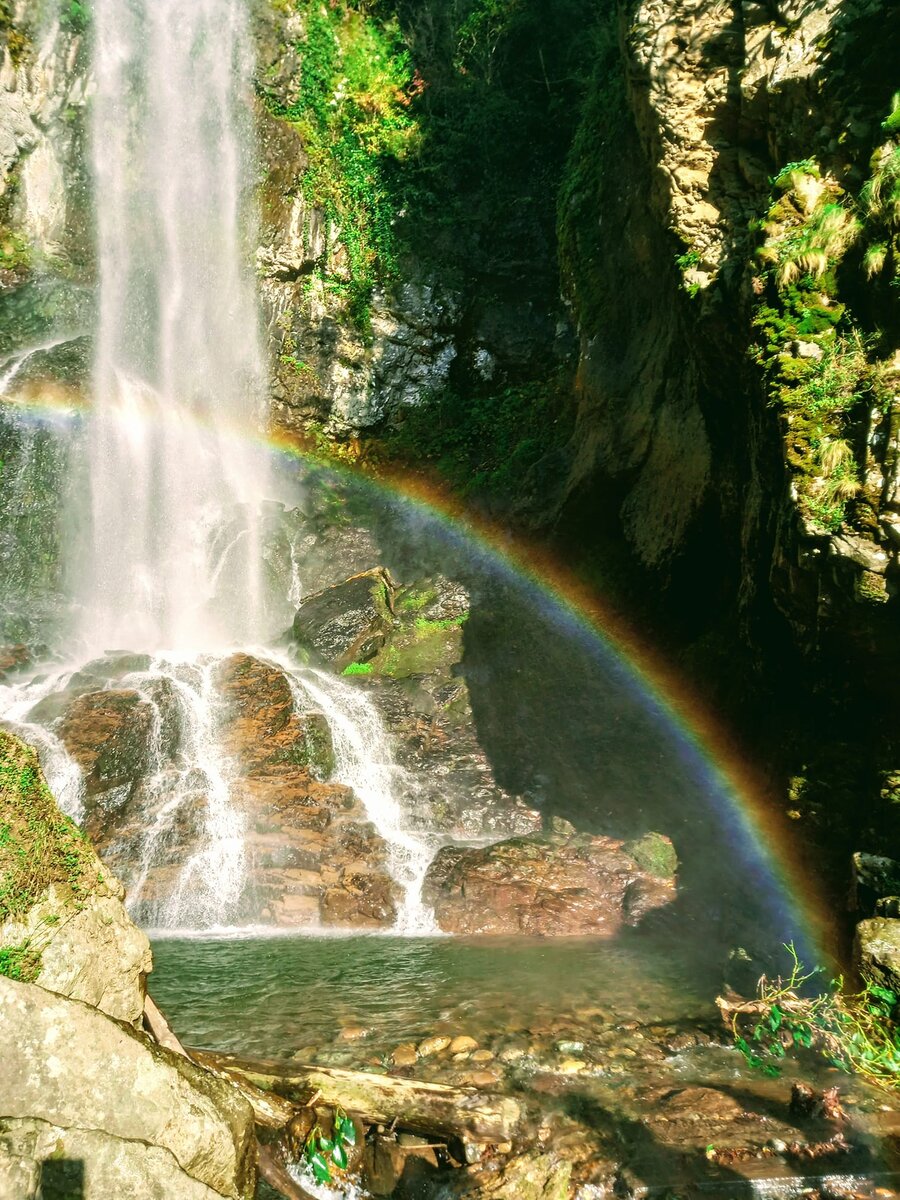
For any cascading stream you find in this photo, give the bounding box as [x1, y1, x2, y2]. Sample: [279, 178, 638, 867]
[284, 661, 437, 935]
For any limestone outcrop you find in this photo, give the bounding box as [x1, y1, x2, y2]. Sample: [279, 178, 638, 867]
[0, 976, 256, 1199]
[0, 731, 257, 1198]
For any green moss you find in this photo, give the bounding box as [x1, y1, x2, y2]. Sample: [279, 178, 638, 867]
[0, 730, 94, 923]
[0, 938, 41, 983]
[414, 614, 467, 632]
[342, 661, 374, 676]
[382, 371, 575, 508]
[398, 587, 438, 613]
[262, 2, 416, 330]
[623, 832, 678, 880]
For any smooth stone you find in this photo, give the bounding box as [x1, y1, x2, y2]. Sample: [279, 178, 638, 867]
[558, 1059, 587, 1074]
[417, 1034, 452, 1057]
[339, 1025, 370, 1041]
[449, 1035, 479, 1053]
[467, 1070, 501, 1088]
[391, 1043, 418, 1067]
[470, 1049, 495, 1062]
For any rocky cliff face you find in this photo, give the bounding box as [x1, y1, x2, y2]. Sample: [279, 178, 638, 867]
[0, 3, 91, 289]
[559, 0, 899, 658]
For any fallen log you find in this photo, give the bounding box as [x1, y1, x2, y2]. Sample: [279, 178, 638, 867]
[143, 995, 297, 1129]
[188, 1049, 520, 1144]
[189, 1048, 298, 1129]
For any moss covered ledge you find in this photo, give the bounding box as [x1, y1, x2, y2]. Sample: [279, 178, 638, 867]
[0, 729, 151, 1023]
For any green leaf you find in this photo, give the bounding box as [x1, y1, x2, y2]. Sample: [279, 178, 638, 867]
[339, 1118, 356, 1146]
[333, 1141, 348, 1170]
[318, 1137, 333, 1153]
[308, 1151, 331, 1184]
[768, 1005, 783, 1032]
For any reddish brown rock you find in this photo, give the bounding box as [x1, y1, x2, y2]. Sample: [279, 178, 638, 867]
[422, 832, 676, 936]
[0, 644, 30, 680]
[56, 689, 155, 796]
[214, 653, 334, 778]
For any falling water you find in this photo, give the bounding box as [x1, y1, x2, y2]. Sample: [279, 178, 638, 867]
[0, 0, 442, 935]
[288, 663, 437, 935]
[80, 0, 270, 654]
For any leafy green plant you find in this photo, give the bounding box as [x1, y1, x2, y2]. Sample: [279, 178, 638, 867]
[727, 943, 900, 1087]
[675, 248, 700, 271]
[304, 1106, 357, 1185]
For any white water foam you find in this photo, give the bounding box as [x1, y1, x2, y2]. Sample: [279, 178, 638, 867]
[80, 0, 271, 654]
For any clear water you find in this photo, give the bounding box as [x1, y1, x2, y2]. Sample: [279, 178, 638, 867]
[149, 932, 715, 1060]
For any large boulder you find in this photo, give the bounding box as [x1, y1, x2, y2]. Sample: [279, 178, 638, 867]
[291, 568, 395, 671]
[0, 730, 151, 1024]
[342, 575, 544, 840]
[850, 852, 900, 916]
[0, 976, 255, 1199]
[422, 829, 677, 936]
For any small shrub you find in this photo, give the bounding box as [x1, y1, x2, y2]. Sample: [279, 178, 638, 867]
[725, 943, 900, 1088]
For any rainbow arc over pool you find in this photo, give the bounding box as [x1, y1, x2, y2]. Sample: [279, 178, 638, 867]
[0, 383, 832, 961]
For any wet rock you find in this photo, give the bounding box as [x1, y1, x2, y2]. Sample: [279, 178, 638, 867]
[622, 831, 678, 879]
[0, 976, 255, 1199]
[449, 1036, 480, 1054]
[343, 574, 544, 840]
[446, 1151, 571, 1199]
[55, 688, 155, 796]
[391, 1043, 419, 1067]
[855, 917, 900, 994]
[851, 852, 900, 916]
[0, 644, 29, 680]
[365, 1134, 439, 1196]
[214, 653, 334, 779]
[291, 568, 394, 671]
[339, 1025, 371, 1041]
[423, 831, 676, 936]
[418, 1035, 452, 1057]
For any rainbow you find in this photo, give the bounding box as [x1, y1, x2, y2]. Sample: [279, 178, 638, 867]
[1, 387, 833, 963]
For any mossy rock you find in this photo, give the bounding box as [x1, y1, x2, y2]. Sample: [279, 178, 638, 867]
[291, 569, 395, 672]
[370, 622, 464, 680]
[274, 712, 336, 781]
[0, 729, 95, 926]
[623, 832, 678, 880]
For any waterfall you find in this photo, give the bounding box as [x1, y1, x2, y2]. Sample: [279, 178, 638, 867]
[80, 0, 270, 654]
[0, 0, 440, 936]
